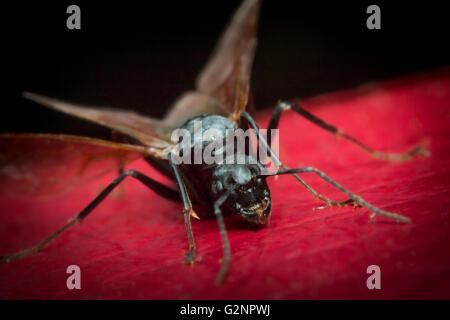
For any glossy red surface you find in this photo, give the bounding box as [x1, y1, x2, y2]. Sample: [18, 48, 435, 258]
[1, 67, 449, 299]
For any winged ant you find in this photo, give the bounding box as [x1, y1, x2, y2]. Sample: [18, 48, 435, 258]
[0, 0, 429, 284]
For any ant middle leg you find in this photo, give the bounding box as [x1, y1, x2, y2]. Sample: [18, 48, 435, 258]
[168, 156, 201, 265]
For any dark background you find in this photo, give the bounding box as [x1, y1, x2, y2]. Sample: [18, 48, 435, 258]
[2, 1, 449, 139]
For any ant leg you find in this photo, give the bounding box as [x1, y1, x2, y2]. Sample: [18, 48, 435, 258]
[272, 167, 411, 223]
[88, 132, 201, 266]
[267, 101, 430, 161]
[240, 111, 359, 208]
[168, 156, 200, 265]
[286, 174, 357, 209]
[238, 114, 258, 157]
[213, 191, 232, 285]
[110, 131, 210, 216]
[145, 155, 212, 212]
[0, 170, 180, 263]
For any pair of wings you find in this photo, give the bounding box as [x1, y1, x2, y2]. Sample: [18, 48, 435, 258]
[0, 0, 261, 197]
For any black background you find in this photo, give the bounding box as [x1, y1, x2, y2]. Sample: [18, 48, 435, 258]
[2, 1, 449, 139]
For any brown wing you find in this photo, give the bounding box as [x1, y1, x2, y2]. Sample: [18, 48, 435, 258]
[195, 0, 260, 122]
[23, 92, 173, 148]
[160, 91, 229, 134]
[160, 0, 261, 129]
[0, 134, 165, 198]
[22, 0, 260, 142]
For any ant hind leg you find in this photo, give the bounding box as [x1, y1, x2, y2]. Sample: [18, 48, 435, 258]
[267, 101, 430, 162]
[0, 170, 180, 263]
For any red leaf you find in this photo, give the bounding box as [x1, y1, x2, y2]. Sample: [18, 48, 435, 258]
[1, 67, 450, 299]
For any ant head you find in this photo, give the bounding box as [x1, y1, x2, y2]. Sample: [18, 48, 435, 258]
[212, 160, 271, 225]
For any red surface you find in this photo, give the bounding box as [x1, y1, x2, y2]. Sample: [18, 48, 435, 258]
[1, 67, 450, 299]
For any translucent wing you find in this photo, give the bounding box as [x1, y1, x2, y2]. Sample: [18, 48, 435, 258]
[195, 0, 260, 121]
[22, 0, 261, 142]
[161, 91, 229, 133]
[0, 134, 165, 198]
[23, 92, 173, 148]
[160, 0, 261, 128]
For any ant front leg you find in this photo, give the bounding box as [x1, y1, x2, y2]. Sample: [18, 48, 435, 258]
[240, 111, 360, 209]
[213, 191, 232, 285]
[273, 167, 411, 223]
[267, 101, 430, 161]
[0, 170, 180, 263]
